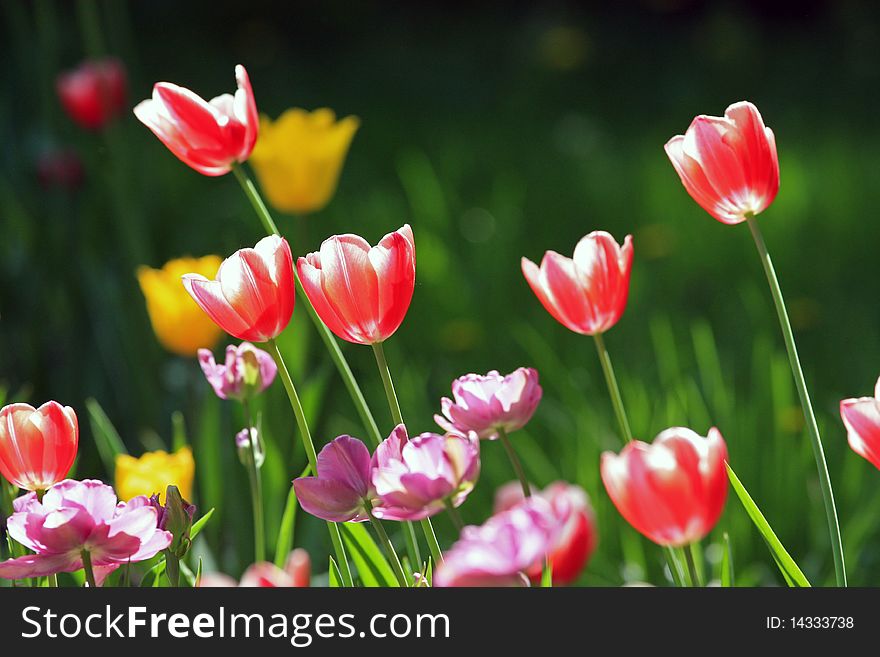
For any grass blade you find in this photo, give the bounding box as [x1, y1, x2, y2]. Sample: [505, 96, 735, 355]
[274, 467, 308, 568]
[86, 397, 127, 475]
[721, 532, 734, 587]
[341, 522, 399, 587]
[726, 463, 810, 587]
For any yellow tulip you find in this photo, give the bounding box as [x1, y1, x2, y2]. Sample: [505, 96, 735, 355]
[249, 108, 359, 214]
[137, 256, 223, 357]
[115, 447, 195, 503]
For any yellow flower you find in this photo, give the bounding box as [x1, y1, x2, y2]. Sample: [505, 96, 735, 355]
[115, 447, 195, 503]
[137, 256, 224, 357]
[250, 108, 359, 214]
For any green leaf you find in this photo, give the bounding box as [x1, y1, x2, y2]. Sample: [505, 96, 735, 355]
[721, 532, 734, 587]
[328, 557, 343, 588]
[341, 522, 399, 587]
[194, 558, 203, 588]
[274, 469, 307, 568]
[190, 508, 215, 541]
[726, 464, 810, 587]
[540, 560, 553, 587]
[86, 397, 127, 475]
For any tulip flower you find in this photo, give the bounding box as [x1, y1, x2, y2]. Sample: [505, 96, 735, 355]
[115, 447, 195, 504]
[56, 57, 127, 131]
[198, 342, 277, 400]
[664, 101, 779, 225]
[199, 549, 311, 588]
[182, 235, 295, 343]
[297, 225, 415, 345]
[601, 427, 728, 547]
[0, 479, 171, 581]
[134, 64, 258, 176]
[840, 376, 880, 470]
[494, 481, 597, 585]
[433, 497, 564, 587]
[250, 108, 360, 214]
[522, 231, 633, 336]
[293, 435, 375, 523]
[0, 402, 78, 492]
[137, 255, 224, 357]
[371, 425, 480, 521]
[435, 368, 542, 440]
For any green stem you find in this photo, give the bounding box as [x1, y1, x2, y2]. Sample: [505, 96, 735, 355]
[371, 342, 443, 565]
[80, 550, 97, 588]
[241, 400, 265, 563]
[663, 546, 686, 587]
[683, 544, 702, 587]
[443, 499, 465, 531]
[232, 164, 382, 446]
[746, 216, 846, 587]
[497, 427, 531, 498]
[267, 339, 353, 587]
[593, 332, 633, 443]
[367, 505, 409, 587]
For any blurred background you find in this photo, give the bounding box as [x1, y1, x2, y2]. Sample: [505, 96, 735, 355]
[2, 0, 880, 586]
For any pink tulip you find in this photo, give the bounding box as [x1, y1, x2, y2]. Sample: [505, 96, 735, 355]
[522, 231, 633, 336]
[435, 368, 542, 440]
[433, 497, 565, 587]
[0, 480, 172, 580]
[840, 376, 880, 470]
[134, 64, 258, 176]
[371, 425, 480, 521]
[601, 427, 728, 547]
[494, 481, 597, 585]
[201, 549, 311, 588]
[297, 225, 415, 345]
[665, 101, 779, 225]
[293, 436, 374, 523]
[57, 57, 127, 131]
[198, 342, 277, 400]
[0, 402, 78, 492]
[183, 235, 295, 342]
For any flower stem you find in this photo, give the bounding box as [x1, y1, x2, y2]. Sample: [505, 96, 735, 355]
[267, 339, 354, 587]
[746, 216, 846, 587]
[371, 341, 443, 565]
[593, 332, 633, 443]
[80, 550, 97, 588]
[683, 544, 702, 587]
[443, 499, 464, 531]
[367, 505, 409, 587]
[241, 399, 265, 563]
[233, 163, 383, 446]
[496, 427, 531, 498]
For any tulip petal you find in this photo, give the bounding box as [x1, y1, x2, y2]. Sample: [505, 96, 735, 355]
[293, 477, 366, 522]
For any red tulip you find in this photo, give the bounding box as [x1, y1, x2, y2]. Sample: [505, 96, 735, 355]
[494, 481, 598, 585]
[521, 231, 632, 336]
[182, 235, 294, 342]
[665, 101, 779, 225]
[601, 427, 728, 547]
[134, 65, 258, 176]
[0, 402, 79, 492]
[297, 225, 415, 345]
[840, 376, 880, 470]
[56, 58, 127, 131]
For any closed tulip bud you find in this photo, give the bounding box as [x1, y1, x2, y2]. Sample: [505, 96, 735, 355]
[198, 342, 277, 401]
[134, 65, 258, 176]
[236, 427, 265, 469]
[250, 108, 359, 214]
[522, 231, 633, 336]
[297, 225, 415, 345]
[601, 427, 728, 547]
[137, 256, 224, 357]
[665, 101, 779, 225]
[56, 57, 127, 131]
[183, 235, 295, 343]
[0, 402, 78, 492]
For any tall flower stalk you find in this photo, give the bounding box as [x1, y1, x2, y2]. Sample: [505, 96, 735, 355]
[665, 101, 845, 586]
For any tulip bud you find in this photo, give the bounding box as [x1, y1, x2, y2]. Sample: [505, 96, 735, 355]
[236, 427, 265, 469]
[150, 485, 196, 586]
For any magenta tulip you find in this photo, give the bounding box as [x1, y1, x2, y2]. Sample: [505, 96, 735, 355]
[293, 436, 374, 522]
